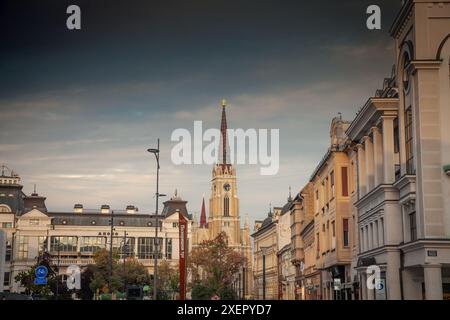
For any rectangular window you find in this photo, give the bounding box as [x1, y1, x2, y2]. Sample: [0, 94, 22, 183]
[409, 212, 417, 241]
[343, 219, 349, 247]
[394, 117, 400, 153]
[29, 219, 39, 226]
[51, 236, 78, 252]
[330, 171, 335, 197]
[166, 238, 173, 259]
[3, 272, 10, 286]
[137, 237, 162, 259]
[405, 107, 415, 174]
[38, 236, 48, 253]
[80, 237, 106, 253]
[1, 222, 12, 228]
[316, 233, 320, 258]
[332, 221, 336, 237]
[341, 167, 349, 197]
[5, 241, 12, 262]
[18, 236, 29, 259]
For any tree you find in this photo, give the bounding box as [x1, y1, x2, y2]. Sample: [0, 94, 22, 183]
[14, 251, 70, 299]
[119, 257, 151, 288]
[188, 232, 245, 300]
[88, 249, 150, 298]
[157, 260, 179, 300]
[89, 249, 122, 294]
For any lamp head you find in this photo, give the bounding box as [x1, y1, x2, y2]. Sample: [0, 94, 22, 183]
[147, 148, 159, 154]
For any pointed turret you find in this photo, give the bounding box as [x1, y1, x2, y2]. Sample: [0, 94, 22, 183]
[200, 195, 207, 228]
[219, 99, 230, 167]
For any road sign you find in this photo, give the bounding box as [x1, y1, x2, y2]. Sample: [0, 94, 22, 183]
[34, 277, 47, 285]
[34, 265, 48, 286]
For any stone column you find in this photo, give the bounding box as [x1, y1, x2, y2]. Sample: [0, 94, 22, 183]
[359, 228, 365, 253]
[360, 273, 367, 300]
[356, 144, 367, 197]
[372, 126, 384, 186]
[373, 221, 379, 248]
[424, 264, 443, 300]
[364, 136, 374, 192]
[378, 218, 384, 247]
[381, 116, 396, 184]
[386, 250, 402, 300]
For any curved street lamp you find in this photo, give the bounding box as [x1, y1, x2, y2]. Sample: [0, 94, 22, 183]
[147, 139, 166, 300]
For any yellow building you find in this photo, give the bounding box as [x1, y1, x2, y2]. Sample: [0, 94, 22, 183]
[191, 100, 252, 299]
[252, 207, 280, 300]
[309, 116, 355, 300]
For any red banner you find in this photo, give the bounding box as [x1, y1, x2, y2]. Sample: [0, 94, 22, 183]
[178, 211, 188, 300]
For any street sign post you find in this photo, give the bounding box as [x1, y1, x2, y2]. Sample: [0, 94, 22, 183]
[178, 210, 188, 300]
[34, 265, 48, 286]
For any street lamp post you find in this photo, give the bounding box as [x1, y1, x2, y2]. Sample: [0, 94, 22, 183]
[56, 242, 61, 300]
[261, 246, 271, 300]
[109, 210, 115, 294]
[122, 231, 128, 293]
[147, 139, 166, 300]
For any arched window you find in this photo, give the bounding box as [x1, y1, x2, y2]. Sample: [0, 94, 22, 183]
[224, 196, 230, 217]
[0, 205, 11, 213]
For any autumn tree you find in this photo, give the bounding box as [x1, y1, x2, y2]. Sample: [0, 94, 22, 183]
[88, 249, 150, 297]
[157, 260, 179, 300]
[187, 232, 245, 300]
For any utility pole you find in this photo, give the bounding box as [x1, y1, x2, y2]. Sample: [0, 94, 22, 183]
[56, 242, 60, 300]
[122, 231, 128, 293]
[109, 210, 114, 293]
[147, 139, 166, 300]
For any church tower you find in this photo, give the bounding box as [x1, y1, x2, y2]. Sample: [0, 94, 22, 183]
[208, 99, 241, 248]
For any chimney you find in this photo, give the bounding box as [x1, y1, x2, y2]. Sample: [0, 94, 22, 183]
[126, 205, 136, 214]
[74, 204, 83, 213]
[100, 204, 110, 214]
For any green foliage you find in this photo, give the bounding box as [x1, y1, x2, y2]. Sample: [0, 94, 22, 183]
[191, 282, 214, 300]
[188, 232, 245, 300]
[88, 249, 150, 297]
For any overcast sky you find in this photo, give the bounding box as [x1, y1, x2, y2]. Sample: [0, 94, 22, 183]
[0, 0, 402, 227]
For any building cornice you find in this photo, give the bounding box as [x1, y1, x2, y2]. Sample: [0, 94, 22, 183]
[346, 97, 399, 142]
[390, 0, 414, 39]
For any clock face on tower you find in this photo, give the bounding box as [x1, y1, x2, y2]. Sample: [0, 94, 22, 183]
[223, 183, 231, 191]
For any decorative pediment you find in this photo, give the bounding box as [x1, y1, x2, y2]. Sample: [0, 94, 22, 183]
[18, 208, 51, 221]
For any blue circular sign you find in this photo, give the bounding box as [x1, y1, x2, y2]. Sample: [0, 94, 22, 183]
[35, 265, 48, 279]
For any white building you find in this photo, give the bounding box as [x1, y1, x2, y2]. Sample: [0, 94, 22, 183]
[346, 0, 450, 300]
[0, 165, 193, 293]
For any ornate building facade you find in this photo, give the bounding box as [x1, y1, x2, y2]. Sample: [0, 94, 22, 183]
[0, 165, 193, 294]
[191, 100, 253, 299]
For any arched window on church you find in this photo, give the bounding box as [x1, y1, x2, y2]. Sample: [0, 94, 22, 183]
[224, 196, 230, 217]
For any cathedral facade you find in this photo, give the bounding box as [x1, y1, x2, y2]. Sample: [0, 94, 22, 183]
[192, 100, 253, 299]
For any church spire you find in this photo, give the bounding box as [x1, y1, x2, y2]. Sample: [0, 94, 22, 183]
[200, 194, 207, 228]
[219, 99, 229, 166]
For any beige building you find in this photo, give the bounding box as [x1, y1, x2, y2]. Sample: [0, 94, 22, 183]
[252, 207, 280, 300]
[346, 0, 450, 300]
[309, 116, 355, 300]
[276, 194, 296, 300]
[0, 166, 193, 294]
